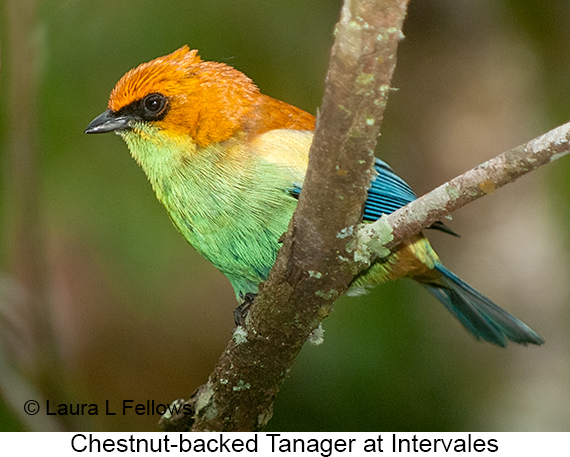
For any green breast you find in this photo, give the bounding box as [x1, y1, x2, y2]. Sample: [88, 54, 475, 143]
[121, 128, 299, 298]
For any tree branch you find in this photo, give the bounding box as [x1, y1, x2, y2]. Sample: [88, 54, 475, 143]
[345, 121, 570, 270]
[159, 0, 570, 433]
[385, 122, 570, 247]
[159, 0, 411, 432]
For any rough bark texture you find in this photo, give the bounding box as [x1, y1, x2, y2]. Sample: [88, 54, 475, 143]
[159, 0, 411, 432]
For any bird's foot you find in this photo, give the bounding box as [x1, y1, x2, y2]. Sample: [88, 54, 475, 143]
[234, 293, 257, 327]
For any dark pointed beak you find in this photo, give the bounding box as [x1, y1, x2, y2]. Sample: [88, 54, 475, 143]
[85, 109, 130, 134]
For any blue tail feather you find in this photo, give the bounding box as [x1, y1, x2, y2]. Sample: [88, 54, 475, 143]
[424, 264, 544, 347]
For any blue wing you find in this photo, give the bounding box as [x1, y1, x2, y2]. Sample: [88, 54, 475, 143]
[289, 158, 457, 235]
[362, 158, 417, 221]
[288, 158, 414, 210]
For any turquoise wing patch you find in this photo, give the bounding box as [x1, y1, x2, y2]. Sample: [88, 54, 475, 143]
[363, 159, 417, 221]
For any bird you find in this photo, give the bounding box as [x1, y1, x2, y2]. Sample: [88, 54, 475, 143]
[85, 46, 543, 347]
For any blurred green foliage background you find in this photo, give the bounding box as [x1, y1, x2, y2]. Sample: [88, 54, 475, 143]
[1, 0, 570, 432]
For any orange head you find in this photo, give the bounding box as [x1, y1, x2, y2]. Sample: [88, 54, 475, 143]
[85, 46, 315, 147]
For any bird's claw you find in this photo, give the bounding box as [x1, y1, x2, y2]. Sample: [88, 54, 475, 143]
[234, 293, 257, 327]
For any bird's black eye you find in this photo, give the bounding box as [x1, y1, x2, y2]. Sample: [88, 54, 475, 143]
[142, 93, 167, 118]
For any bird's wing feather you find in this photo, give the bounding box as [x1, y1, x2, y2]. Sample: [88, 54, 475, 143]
[362, 159, 418, 221]
[278, 140, 455, 235]
[364, 160, 459, 236]
[289, 157, 417, 218]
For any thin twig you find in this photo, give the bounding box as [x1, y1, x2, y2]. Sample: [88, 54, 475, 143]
[343, 122, 570, 270]
[384, 121, 570, 248]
